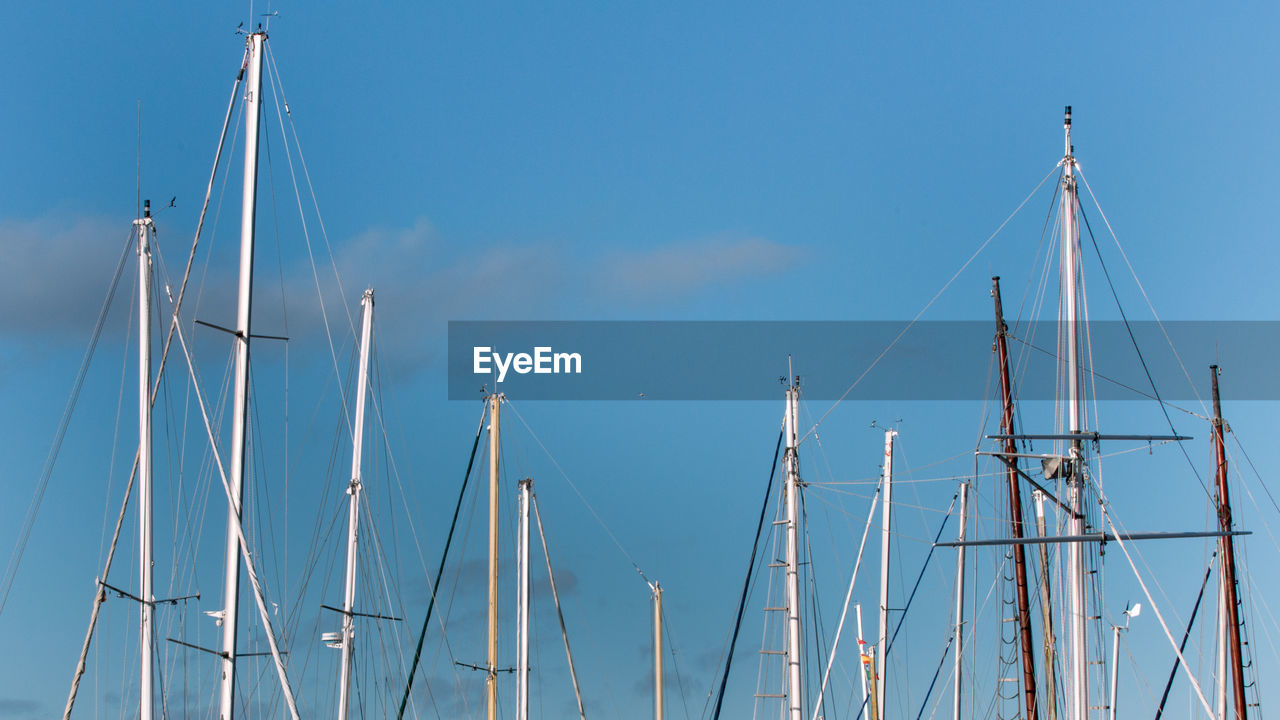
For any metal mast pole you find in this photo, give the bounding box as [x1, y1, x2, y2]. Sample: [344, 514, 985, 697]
[1109, 606, 1138, 720]
[1034, 490, 1059, 720]
[218, 31, 265, 720]
[783, 381, 804, 720]
[951, 482, 969, 720]
[653, 582, 664, 720]
[1108, 624, 1120, 720]
[1211, 366, 1248, 720]
[1217, 581, 1228, 720]
[517, 478, 531, 720]
[487, 394, 502, 720]
[993, 276, 1041, 720]
[336, 289, 375, 720]
[1060, 105, 1088, 720]
[856, 605, 870, 716]
[135, 202, 155, 720]
[877, 429, 896, 719]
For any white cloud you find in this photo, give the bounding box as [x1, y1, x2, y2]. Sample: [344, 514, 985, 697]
[2, 214, 807, 380]
[594, 235, 802, 304]
[0, 215, 133, 339]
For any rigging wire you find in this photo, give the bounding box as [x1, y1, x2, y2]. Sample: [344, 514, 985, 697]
[809, 472, 882, 720]
[848, 490, 959, 720]
[502, 399, 653, 586]
[801, 164, 1062, 445]
[911, 633, 955, 720]
[262, 44, 357, 441]
[531, 494, 590, 720]
[1098, 501, 1215, 717]
[170, 307, 302, 718]
[800, 487, 830, 720]
[750, 463, 788, 720]
[396, 404, 487, 720]
[1005, 333, 1209, 419]
[1152, 554, 1216, 720]
[1076, 170, 1208, 417]
[2, 227, 133, 618]
[662, 606, 694, 720]
[711, 428, 783, 720]
[64, 51, 249, 717]
[1075, 198, 1212, 501]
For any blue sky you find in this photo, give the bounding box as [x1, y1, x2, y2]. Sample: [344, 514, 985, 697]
[2, 2, 1279, 719]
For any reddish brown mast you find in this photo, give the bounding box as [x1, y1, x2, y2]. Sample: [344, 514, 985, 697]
[992, 276, 1039, 720]
[1211, 365, 1248, 719]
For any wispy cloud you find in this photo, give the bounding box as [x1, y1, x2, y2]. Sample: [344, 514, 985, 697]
[594, 235, 803, 304]
[0, 697, 42, 719]
[0, 215, 132, 339]
[2, 214, 807, 383]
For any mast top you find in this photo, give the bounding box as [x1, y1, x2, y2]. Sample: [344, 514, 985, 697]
[1063, 105, 1074, 160]
[1210, 365, 1224, 425]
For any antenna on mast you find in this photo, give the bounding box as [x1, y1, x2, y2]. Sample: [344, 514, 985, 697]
[1064, 105, 1074, 157]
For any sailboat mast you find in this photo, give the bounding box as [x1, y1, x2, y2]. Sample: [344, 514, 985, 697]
[135, 201, 155, 720]
[992, 275, 1040, 720]
[1108, 623, 1120, 720]
[783, 381, 804, 720]
[487, 393, 502, 720]
[877, 428, 895, 719]
[1059, 105, 1089, 720]
[653, 582, 664, 720]
[1217, 580, 1228, 720]
[1034, 490, 1059, 720]
[951, 481, 968, 720]
[1211, 366, 1248, 719]
[218, 30, 265, 720]
[856, 605, 870, 716]
[517, 477, 531, 720]
[336, 289, 375, 720]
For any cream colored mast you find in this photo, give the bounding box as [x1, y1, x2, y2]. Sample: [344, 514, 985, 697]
[653, 582, 664, 720]
[517, 477, 532, 720]
[487, 394, 502, 720]
[336, 289, 375, 720]
[1034, 491, 1059, 720]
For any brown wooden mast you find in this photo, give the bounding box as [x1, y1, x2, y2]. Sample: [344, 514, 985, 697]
[992, 276, 1040, 720]
[1211, 365, 1248, 719]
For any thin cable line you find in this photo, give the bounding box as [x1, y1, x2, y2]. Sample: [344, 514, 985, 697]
[502, 399, 651, 586]
[1077, 169, 1208, 415]
[2, 228, 134, 617]
[802, 164, 1060, 444]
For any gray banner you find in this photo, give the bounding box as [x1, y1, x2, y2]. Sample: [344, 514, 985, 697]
[447, 321, 1277, 400]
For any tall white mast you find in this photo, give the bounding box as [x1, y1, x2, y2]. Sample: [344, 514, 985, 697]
[877, 429, 896, 719]
[653, 582, 664, 720]
[1060, 105, 1089, 720]
[135, 201, 155, 720]
[486, 393, 502, 720]
[783, 381, 804, 720]
[517, 477, 532, 720]
[952, 482, 969, 720]
[336, 289, 375, 720]
[217, 30, 265, 720]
